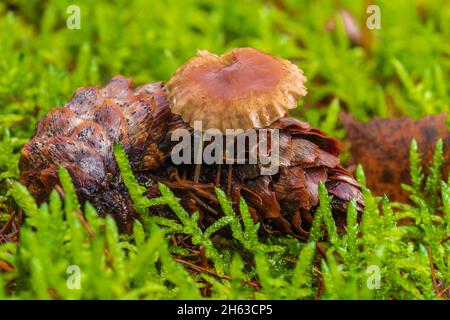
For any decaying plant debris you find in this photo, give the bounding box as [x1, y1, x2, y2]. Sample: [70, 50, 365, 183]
[19, 71, 363, 238]
[342, 113, 450, 202]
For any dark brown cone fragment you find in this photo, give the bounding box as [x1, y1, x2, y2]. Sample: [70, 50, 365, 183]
[20, 76, 363, 239]
[341, 113, 450, 202]
[19, 76, 171, 233]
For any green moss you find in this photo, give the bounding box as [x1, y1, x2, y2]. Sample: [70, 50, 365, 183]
[1, 0, 450, 299]
[2, 140, 448, 299]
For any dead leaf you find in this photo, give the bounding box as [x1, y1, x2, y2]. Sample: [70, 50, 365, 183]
[341, 113, 450, 202]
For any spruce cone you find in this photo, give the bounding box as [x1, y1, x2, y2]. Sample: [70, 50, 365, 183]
[19, 76, 171, 233]
[19, 75, 363, 239]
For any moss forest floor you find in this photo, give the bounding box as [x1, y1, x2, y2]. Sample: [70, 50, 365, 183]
[0, 0, 450, 299]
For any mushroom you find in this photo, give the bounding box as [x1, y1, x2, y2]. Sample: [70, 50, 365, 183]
[167, 47, 307, 132]
[166, 47, 308, 181]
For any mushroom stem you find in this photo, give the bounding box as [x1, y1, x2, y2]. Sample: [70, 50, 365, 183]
[194, 163, 201, 183]
[215, 164, 221, 186]
[227, 164, 232, 195]
[193, 123, 203, 183]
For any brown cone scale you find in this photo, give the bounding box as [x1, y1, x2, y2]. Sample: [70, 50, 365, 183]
[20, 76, 171, 233]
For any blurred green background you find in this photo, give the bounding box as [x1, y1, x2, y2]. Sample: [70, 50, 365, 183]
[2, 0, 450, 129]
[0, 0, 449, 180]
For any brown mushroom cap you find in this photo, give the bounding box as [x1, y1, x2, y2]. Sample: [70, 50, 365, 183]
[166, 48, 307, 132]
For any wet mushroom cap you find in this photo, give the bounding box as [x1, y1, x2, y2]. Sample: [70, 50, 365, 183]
[166, 47, 307, 132]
